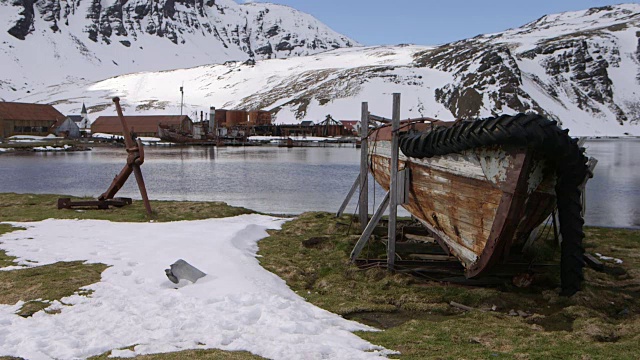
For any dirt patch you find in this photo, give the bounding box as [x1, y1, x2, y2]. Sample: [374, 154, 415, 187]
[526, 312, 575, 332]
[301, 236, 331, 249]
[345, 310, 456, 329]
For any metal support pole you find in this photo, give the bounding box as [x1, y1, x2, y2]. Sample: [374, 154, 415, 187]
[359, 102, 369, 231]
[180, 86, 184, 116]
[387, 93, 401, 270]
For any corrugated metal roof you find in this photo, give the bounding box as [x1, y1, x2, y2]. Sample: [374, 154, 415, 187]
[0, 102, 66, 122]
[92, 115, 191, 134]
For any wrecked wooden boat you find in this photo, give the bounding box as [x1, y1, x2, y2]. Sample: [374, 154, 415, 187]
[368, 114, 589, 295]
[157, 124, 199, 143]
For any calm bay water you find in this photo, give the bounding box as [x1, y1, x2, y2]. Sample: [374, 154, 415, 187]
[580, 139, 640, 229]
[1, 140, 638, 228]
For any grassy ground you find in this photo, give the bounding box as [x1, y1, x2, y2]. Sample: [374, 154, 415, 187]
[258, 212, 640, 360]
[1, 193, 639, 359]
[0, 193, 254, 223]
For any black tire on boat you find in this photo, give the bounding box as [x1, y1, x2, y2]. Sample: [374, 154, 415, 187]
[398, 113, 588, 296]
[557, 184, 585, 296]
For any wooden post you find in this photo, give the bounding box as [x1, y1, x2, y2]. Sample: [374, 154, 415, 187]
[359, 102, 369, 231]
[350, 192, 390, 261]
[387, 93, 400, 270]
[336, 174, 360, 217]
[580, 157, 598, 217]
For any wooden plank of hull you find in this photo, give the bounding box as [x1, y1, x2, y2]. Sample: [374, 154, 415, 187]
[514, 192, 556, 245]
[466, 149, 533, 277]
[372, 156, 498, 233]
[370, 138, 550, 278]
[371, 154, 503, 268]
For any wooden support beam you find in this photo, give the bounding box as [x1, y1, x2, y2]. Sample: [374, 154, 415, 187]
[387, 93, 401, 270]
[552, 210, 562, 245]
[584, 253, 605, 271]
[408, 254, 453, 261]
[404, 234, 436, 243]
[336, 173, 361, 217]
[450, 301, 481, 312]
[368, 114, 391, 124]
[359, 102, 369, 231]
[395, 242, 447, 255]
[350, 191, 390, 262]
[580, 157, 598, 217]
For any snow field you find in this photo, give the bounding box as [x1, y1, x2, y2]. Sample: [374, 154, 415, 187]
[0, 216, 393, 360]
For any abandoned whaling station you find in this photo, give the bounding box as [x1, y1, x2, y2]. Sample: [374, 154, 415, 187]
[0, 100, 360, 150]
[35, 93, 605, 297]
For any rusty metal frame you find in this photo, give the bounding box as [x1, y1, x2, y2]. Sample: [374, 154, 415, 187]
[57, 197, 132, 210]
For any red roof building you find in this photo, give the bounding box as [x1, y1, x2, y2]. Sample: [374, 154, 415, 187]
[92, 115, 193, 137]
[340, 120, 361, 135]
[0, 102, 66, 138]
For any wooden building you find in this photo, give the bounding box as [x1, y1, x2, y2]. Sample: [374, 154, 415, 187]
[0, 102, 66, 139]
[92, 115, 193, 137]
[340, 120, 361, 136]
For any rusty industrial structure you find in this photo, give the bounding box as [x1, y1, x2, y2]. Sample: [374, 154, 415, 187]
[88, 104, 359, 145]
[92, 115, 193, 138]
[0, 100, 359, 145]
[212, 108, 272, 142]
[214, 109, 272, 129]
[206, 108, 358, 143]
[58, 97, 153, 216]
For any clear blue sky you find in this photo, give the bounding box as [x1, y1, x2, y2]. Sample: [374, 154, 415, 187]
[245, 1, 636, 45]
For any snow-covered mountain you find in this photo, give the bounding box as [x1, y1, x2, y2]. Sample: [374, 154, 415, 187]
[0, 0, 357, 96]
[4, 3, 640, 135]
[413, 4, 640, 135]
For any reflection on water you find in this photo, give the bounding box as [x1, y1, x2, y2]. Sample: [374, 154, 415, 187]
[0, 145, 390, 216]
[583, 139, 640, 229]
[0, 140, 638, 228]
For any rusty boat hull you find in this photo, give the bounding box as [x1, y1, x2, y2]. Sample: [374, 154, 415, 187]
[369, 123, 559, 278]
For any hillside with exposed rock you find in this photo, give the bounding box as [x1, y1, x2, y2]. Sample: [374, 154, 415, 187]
[0, 0, 357, 97]
[413, 4, 640, 132]
[3, 3, 640, 135]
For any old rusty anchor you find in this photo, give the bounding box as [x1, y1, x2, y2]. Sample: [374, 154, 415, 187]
[58, 97, 153, 215]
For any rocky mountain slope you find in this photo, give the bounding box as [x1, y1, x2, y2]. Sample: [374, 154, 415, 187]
[413, 4, 640, 133]
[0, 0, 357, 96]
[4, 3, 640, 135]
